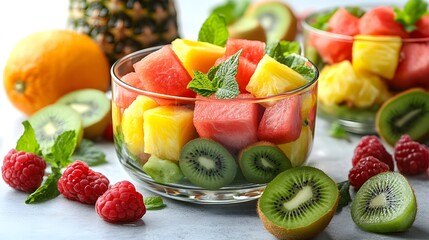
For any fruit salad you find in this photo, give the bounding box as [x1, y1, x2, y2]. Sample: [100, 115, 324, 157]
[302, 0, 429, 133]
[110, 15, 318, 198]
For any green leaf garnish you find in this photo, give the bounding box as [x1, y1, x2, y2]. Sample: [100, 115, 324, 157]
[265, 40, 301, 62]
[25, 167, 61, 204]
[16, 121, 40, 155]
[345, 6, 366, 18]
[187, 50, 241, 99]
[310, 7, 365, 30]
[329, 122, 349, 140]
[72, 139, 107, 166]
[336, 180, 352, 213]
[198, 13, 229, 47]
[144, 196, 166, 210]
[44, 131, 77, 168]
[211, 0, 250, 25]
[394, 0, 428, 32]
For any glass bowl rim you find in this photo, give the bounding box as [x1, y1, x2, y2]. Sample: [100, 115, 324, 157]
[111, 45, 319, 103]
[302, 5, 429, 43]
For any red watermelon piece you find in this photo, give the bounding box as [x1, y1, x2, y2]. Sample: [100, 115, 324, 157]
[358, 7, 408, 38]
[215, 56, 255, 93]
[133, 45, 195, 98]
[328, 8, 360, 36]
[193, 94, 261, 153]
[257, 95, 302, 144]
[309, 31, 352, 64]
[225, 39, 265, 65]
[113, 72, 145, 109]
[391, 43, 429, 90]
[410, 15, 429, 38]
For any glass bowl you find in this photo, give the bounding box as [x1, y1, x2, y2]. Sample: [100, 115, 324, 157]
[111, 45, 319, 204]
[302, 5, 429, 134]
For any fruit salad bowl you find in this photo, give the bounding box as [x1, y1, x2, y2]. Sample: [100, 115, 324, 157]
[302, 3, 429, 134]
[111, 41, 319, 204]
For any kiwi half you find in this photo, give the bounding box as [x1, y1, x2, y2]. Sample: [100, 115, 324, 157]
[257, 166, 339, 239]
[28, 104, 83, 154]
[228, 17, 267, 42]
[143, 155, 184, 184]
[351, 172, 417, 233]
[179, 138, 237, 190]
[239, 141, 292, 183]
[244, 0, 297, 42]
[56, 89, 111, 139]
[376, 88, 429, 146]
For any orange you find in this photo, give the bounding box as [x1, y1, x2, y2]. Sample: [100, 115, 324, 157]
[3, 29, 110, 116]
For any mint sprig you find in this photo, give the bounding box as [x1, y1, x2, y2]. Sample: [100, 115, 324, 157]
[394, 0, 428, 32]
[144, 196, 166, 210]
[25, 167, 62, 204]
[336, 180, 352, 213]
[72, 139, 107, 166]
[198, 13, 229, 47]
[211, 0, 250, 25]
[43, 131, 77, 168]
[16, 121, 41, 155]
[187, 50, 241, 99]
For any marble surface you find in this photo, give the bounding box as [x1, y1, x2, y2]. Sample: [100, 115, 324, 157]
[1, 0, 427, 240]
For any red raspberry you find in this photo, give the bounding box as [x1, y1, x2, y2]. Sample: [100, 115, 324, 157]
[352, 135, 394, 170]
[394, 134, 429, 175]
[58, 160, 109, 204]
[1, 149, 47, 192]
[348, 156, 390, 189]
[95, 180, 146, 223]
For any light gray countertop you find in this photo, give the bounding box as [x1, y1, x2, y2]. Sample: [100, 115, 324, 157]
[1, 1, 426, 239]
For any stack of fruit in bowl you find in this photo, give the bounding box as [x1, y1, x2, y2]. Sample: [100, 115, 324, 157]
[110, 13, 318, 202]
[302, 0, 429, 138]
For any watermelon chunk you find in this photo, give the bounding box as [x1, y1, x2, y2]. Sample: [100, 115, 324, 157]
[391, 43, 429, 90]
[410, 15, 429, 38]
[309, 31, 352, 64]
[225, 38, 265, 65]
[113, 72, 144, 109]
[358, 7, 408, 38]
[257, 95, 302, 144]
[193, 94, 261, 153]
[215, 56, 256, 93]
[133, 45, 195, 98]
[328, 8, 360, 36]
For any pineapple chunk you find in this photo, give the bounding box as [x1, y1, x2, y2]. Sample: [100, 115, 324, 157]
[144, 106, 197, 161]
[171, 38, 226, 78]
[122, 96, 158, 159]
[111, 101, 121, 134]
[245, 55, 308, 97]
[352, 35, 402, 80]
[355, 71, 391, 107]
[277, 125, 313, 167]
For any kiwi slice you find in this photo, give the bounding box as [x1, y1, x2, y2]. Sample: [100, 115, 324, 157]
[351, 172, 417, 233]
[28, 104, 83, 154]
[244, 0, 297, 42]
[143, 155, 184, 184]
[257, 166, 339, 240]
[239, 141, 292, 184]
[56, 89, 111, 140]
[376, 88, 429, 146]
[228, 17, 266, 42]
[179, 138, 237, 190]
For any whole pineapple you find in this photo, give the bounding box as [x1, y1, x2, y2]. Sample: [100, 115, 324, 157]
[68, 0, 180, 64]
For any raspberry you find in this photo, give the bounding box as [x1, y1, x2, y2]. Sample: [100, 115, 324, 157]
[95, 180, 146, 223]
[352, 135, 394, 170]
[394, 134, 429, 175]
[348, 156, 390, 189]
[58, 160, 109, 204]
[1, 149, 47, 192]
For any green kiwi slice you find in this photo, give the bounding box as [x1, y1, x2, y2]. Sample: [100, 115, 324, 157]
[143, 155, 184, 184]
[239, 141, 292, 184]
[257, 166, 339, 240]
[28, 104, 83, 154]
[56, 89, 111, 139]
[351, 172, 417, 233]
[376, 88, 429, 146]
[179, 138, 237, 190]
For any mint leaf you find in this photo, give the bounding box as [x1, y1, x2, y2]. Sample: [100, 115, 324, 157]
[144, 196, 166, 210]
[213, 50, 241, 99]
[198, 14, 229, 47]
[395, 0, 428, 32]
[273, 52, 316, 81]
[72, 139, 107, 166]
[329, 122, 349, 140]
[187, 71, 217, 97]
[265, 41, 301, 61]
[44, 131, 76, 168]
[16, 121, 40, 155]
[211, 0, 250, 25]
[25, 167, 61, 204]
[336, 180, 351, 213]
[310, 8, 337, 30]
[345, 6, 365, 18]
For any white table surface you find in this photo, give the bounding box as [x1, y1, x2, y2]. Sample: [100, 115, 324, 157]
[1, 1, 427, 240]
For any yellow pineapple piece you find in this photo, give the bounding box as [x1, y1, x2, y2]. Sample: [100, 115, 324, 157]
[352, 35, 402, 80]
[121, 96, 158, 159]
[277, 125, 313, 167]
[246, 55, 308, 97]
[354, 71, 392, 107]
[111, 101, 122, 135]
[144, 106, 197, 161]
[171, 38, 226, 78]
